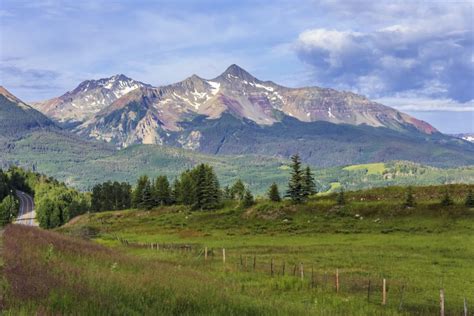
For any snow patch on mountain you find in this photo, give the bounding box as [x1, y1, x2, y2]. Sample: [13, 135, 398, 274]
[207, 81, 220, 95]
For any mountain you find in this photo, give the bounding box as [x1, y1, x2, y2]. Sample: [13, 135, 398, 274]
[69, 64, 438, 148]
[451, 133, 474, 143]
[32, 74, 150, 126]
[0, 86, 56, 138]
[1, 88, 473, 193]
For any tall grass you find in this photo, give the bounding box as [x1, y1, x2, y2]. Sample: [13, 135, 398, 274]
[1, 225, 300, 315]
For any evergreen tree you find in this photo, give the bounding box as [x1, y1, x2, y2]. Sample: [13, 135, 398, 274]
[286, 154, 305, 203]
[403, 186, 415, 208]
[91, 183, 103, 212]
[191, 164, 220, 210]
[302, 166, 317, 198]
[119, 182, 132, 209]
[242, 189, 254, 208]
[268, 183, 281, 202]
[440, 188, 454, 206]
[465, 189, 474, 208]
[336, 188, 345, 206]
[132, 175, 149, 208]
[179, 171, 195, 205]
[231, 179, 245, 200]
[154, 176, 171, 206]
[140, 180, 154, 209]
[91, 181, 131, 212]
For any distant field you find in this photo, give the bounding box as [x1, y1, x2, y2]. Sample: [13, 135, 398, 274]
[343, 163, 386, 175]
[2, 184, 472, 315]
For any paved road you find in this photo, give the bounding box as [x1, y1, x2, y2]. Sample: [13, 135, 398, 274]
[14, 190, 38, 226]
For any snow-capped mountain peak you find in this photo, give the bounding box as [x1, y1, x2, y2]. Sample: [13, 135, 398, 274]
[32, 74, 149, 123]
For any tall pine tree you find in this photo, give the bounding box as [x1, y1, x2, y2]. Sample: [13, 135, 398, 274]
[140, 180, 154, 209]
[154, 176, 171, 206]
[191, 164, 220, 210]
[302, 166, 317, 198]
[286, 154, 305, 203]
[132, 175, 149, 208]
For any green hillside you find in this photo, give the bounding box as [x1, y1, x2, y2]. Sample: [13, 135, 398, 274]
[1, 130, 474, 194]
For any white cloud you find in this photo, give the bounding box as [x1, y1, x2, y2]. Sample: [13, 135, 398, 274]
[295, 20, 473, 102]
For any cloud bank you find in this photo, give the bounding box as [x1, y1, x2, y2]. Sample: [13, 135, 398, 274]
[294, 1, 473, 109]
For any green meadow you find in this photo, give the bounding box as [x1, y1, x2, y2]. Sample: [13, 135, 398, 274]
[1, 184, 473, 315]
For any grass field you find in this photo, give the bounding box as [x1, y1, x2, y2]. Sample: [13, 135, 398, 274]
[343, 163, 386, 175]
[1, 184, 474, 315]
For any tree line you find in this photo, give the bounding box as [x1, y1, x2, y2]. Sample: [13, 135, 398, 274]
[89, 155, 319, 213]
[0, 168, 19, 226]
[0, 166, 91, 229]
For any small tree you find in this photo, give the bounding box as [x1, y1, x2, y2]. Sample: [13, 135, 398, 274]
[403, 186, 415, 208]
[242, 189, 254, 208]
[465, 189, 474, 208]
[440, 188, 454, 206]
[336, 188, 345, 206]
[286, 154, 305, 204]
[231, 179, 245, 200]
[302, 166, 317, 198]
[268, 183, 281, 202]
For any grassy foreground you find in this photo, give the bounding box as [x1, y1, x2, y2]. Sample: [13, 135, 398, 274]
[2, 185, 474, 315]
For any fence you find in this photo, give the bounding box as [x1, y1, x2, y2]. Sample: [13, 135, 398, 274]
[114, 235, 470, 315]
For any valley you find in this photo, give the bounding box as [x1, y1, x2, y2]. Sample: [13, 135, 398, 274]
[1, 2, 473, 315]
[1, 184, 473, 315]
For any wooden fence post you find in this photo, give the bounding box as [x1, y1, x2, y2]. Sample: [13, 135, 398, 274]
[382, 278, 387, 305]
[464, 297, 468, 316]
[204, 247, 208, 261]
[240, 255, 243, 270]
[222, 248, 226, 265]
[440, 289, 445, 316]
[293, 264, 297, 277]
[300, 263, 304, 281]
[253, 255, 256, 271]
[335, 269, 340, 293]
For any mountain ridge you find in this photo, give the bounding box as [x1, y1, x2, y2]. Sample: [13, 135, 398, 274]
[38, 64, 437, 149]
[32, 64, 438, 147]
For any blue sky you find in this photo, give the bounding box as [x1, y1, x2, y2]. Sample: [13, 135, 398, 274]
[0, 0, 473, 133]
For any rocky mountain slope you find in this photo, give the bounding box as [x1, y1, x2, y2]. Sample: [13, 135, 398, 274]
[32, 75, 150, 126]
[1, 89, 474, 193]
[35, 65, 437, 148]
[0, 86, 56, 138]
